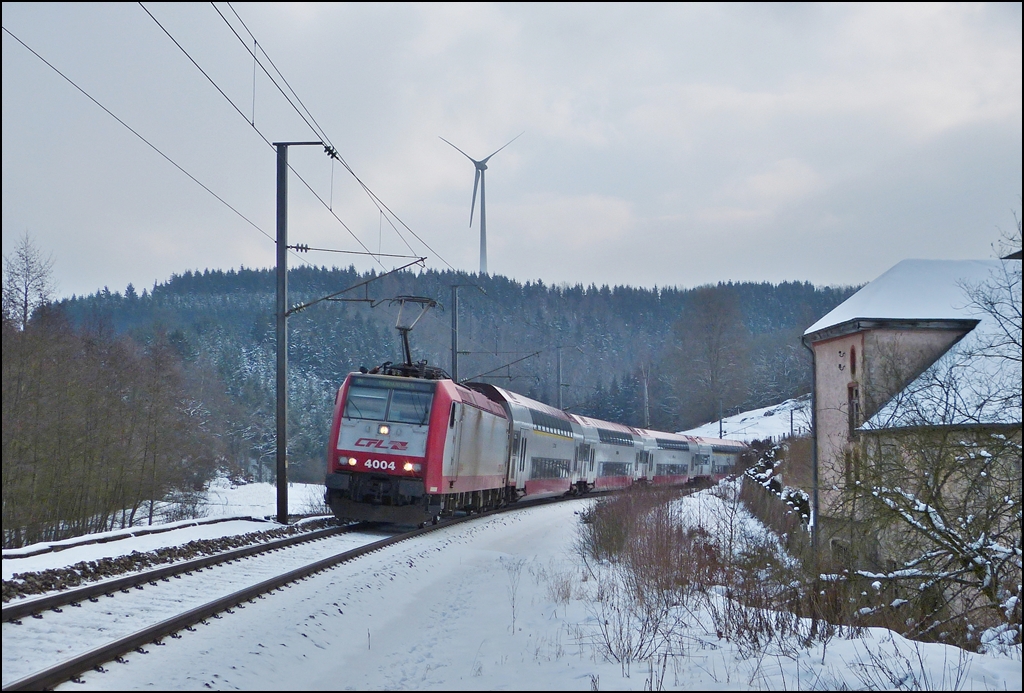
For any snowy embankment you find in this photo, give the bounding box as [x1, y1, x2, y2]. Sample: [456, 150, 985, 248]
[679, 395, 810, 443]
[2, 480, 327, 579]
[2, 482, 1016, 691]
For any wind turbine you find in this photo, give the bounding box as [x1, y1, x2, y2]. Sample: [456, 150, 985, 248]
[440, 133, 522, 275]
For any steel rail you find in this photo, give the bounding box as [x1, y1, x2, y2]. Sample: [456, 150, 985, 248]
[1, 495, 584, 692]
[2, 523, 367, 623]
[0, 508, 498, 691]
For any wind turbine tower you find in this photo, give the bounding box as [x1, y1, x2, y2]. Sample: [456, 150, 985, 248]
[440, 133, 522, 275]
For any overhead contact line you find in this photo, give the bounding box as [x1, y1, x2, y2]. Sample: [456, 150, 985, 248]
[1, 25, 275, 248]
[211, 2, 457, 271]
[140, 3, 384, 266]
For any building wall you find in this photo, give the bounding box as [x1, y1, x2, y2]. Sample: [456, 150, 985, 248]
[812, 326, 968, 517]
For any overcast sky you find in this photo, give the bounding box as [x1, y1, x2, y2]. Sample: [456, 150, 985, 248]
[3, 3, 1021, 299]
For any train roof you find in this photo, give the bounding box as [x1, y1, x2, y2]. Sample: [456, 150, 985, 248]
[439, 380, 509, 419]
[565, 413, 634, 434]
[467, 382, 573, 421]
[684, 435, 749, 449]
[465, 381, 748, 449]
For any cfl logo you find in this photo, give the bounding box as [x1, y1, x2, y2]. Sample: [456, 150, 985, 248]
[355, 438, 409, 451]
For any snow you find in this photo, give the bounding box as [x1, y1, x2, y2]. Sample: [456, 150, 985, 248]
[201, 478, 329, 519]
[803, 259, 1004, 335]
[861, 308, 1022, 428]
[3, 483, 1017, 691]
[860, 262, 1022, 429]
[2, 529, 388, 686]
[3, 480, 327, 579]
[799, 257, 1021, 429]
[678, 395, 810, 443]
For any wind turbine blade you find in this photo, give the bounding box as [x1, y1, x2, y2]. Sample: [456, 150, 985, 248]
[439, 136, 478, 164]
[470, 168, 480, 227]
[480, 131, 524, 163]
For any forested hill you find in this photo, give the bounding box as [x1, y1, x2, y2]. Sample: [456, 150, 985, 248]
[59, 267, 856, 481]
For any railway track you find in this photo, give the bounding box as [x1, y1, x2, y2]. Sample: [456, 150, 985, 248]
[2, 485, 709, 691]
[1, 495, 575, 692]
[1, 521, 393, 691]
[2, 522, 363, 623]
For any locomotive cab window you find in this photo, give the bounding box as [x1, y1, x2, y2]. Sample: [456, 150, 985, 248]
[343, 376, 435, 424]
[388, 390, 432, 424]
[344, 385, 389, 420]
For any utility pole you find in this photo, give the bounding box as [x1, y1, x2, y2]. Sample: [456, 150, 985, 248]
[451, 285, 459, 382]
[556, 345, 583, 410]
[640, 364, 650, 429]
[557, 347, 562, 410]
[275, 140, 323, 526]
[450, 283, 486, 383]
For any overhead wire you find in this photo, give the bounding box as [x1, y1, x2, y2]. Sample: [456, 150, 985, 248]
[140, 2, 389, 268]
[419, 292, 546, 384]
[293, 246, 421, 259]
[214, 2, 458, 271]
[207, 2, 402, 263]
[225, 2, 332, 146]
[0, 25, 279, 249]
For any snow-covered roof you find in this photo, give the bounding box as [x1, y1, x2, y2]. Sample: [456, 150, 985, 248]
[861, 311, 1022, 429]
[852, 260, 1023, 430]
[804, 259, 1005, 337]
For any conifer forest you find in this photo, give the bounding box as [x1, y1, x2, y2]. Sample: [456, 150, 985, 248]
[3, 262, 855, 546]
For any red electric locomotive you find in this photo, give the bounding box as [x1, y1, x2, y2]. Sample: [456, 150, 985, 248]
[325, 366, 513, 524]
[324, 297, 748, 524]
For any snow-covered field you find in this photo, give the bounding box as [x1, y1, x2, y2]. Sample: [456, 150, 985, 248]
[200, 478, 328, 520]
[680, 396, 811, 443]
[4, 483, 1019, 691]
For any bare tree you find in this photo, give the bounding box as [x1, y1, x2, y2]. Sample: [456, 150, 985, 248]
[840, 243, 1022, 650]
[671, 286, 750, 426]
[961, 214, 1022, 372]
[2, 233, 55, 330]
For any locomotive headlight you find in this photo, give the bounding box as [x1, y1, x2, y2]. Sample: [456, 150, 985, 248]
[403, 462, 413, 471]
[347, 457, 358, 466]
[402, 462, 423, 473]
[378, 424, 390, 435]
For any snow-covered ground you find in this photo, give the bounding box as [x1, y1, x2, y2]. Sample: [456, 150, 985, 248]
[679, 395, 811, 443]
[2, 480, 328, 578]
[200, 478, 328, 519]
[3, 484, 1017, 691]
[2, 529, 390, 686]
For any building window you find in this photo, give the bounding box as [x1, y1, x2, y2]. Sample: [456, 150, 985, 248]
[850, 345, 857, 377]
[848, 384, 861, 434]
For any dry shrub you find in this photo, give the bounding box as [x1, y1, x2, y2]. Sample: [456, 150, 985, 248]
[577, 482, 864, 665]
[577, 487, 671, 562]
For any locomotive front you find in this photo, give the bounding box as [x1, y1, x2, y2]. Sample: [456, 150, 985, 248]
[325, 373, 445, 524]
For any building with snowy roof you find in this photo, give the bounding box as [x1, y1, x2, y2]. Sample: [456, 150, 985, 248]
[801, 257, 1021, 569]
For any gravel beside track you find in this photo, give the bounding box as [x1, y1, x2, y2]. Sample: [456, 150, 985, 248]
[2, 518, 342, 603]
[2, 496, 577, 691]
[1, 526, 394, 689]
